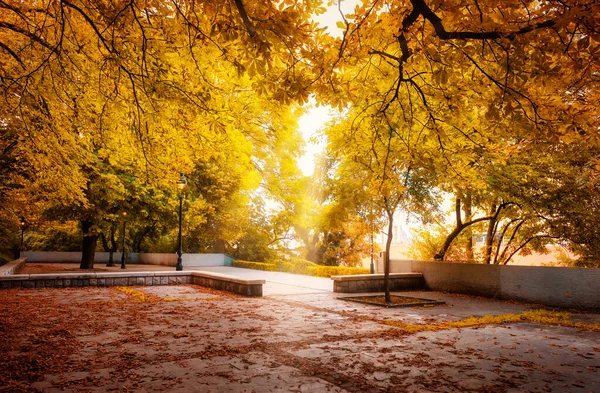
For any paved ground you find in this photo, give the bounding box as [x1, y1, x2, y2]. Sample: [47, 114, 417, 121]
[0, 283, 598, 392]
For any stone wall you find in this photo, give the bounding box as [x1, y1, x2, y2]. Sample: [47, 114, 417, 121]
[22, 251, 232, 267]
[0, 271, 191, 289]
[410, 261, 600, 309]
[183, 254, 234, 267]
[498, 265, 600, 309]
[137, 253, 175, 266]
[22, 251, 138, 264]
[0, 258, 26, 276]
[375, 254, 417, 274]
[191, 271, 263, 296]
[0, 271, 265, 297]
[411, 261, 501, 298]
[332, 273, 425, 293]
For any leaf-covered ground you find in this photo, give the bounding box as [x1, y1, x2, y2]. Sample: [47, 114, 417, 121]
[0, 286, 598, 392]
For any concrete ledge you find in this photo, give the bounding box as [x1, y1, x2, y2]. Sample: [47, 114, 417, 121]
[94, 272, 160, 278]
[0, 271, 263, 297]
[152, 271, 190, 276]
[0, 258, 27, 276]
[191, 271, 265, 285]
[0, 274, 30, 281]
[332, 273, 423, 281]
[332, 273, 425, 293]
[30, 273, 97, 279]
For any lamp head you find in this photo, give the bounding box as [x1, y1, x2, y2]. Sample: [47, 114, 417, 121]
[178, 172, 188, 191]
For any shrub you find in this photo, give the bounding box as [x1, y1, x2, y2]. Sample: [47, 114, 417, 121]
[307, 266, 370, 278]
[232, 260, 278, 271]
[281, 258, 317, 275]
[233, 258, 369, 278]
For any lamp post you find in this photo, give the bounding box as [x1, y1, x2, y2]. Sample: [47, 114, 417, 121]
[370, 231, 375, 274]
[20, 219, 25, 250]
[17, 218, 25, 259]
[369, 206, 375, 274]
[120, 211, 127, 269]
[176, 172, 188, 271]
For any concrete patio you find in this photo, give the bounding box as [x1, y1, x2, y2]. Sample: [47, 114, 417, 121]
[0, 283, 598, 392]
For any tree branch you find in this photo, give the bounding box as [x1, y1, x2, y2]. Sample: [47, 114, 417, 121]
[232, 0, 257, 39]
[0, 21, 54, 51]
[0, 41, 26, 69]
[410, 0, 556, 41]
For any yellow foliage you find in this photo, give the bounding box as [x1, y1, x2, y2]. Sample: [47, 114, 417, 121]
[381, 309, 600, 334]
[115, 287, 155, 303]
[233, 259, 370, 277]
[115, 287, 224, 303]
[307, 265, 370, 277]
[232, 260, 279, 271]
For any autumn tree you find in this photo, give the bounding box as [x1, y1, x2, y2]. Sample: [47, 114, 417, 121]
[315, 0, 599, 268]
[324, 102, 440, 301]
[430, 138, 600, 265]
[0, 0, 323, 266]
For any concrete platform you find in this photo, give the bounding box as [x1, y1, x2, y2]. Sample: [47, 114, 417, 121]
[0, 285, 598, 392]
[186, 266, 334, 296]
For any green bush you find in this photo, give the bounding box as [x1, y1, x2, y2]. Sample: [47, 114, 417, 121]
[281, 258, 316, 275]
[233, 258, 369, 278]
[307, 266, 370, 278]
[232, 260, 278, 271]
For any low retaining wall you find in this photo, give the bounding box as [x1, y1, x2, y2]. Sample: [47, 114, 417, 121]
[0, 258, 26, 276]
[0, 271, 264, 297]
[410, 261, 600, 309]
[373, 255, 600, 309]
[137, 253, 174, 266]
[191, 271, 262, 296]
[376, 255, 418, 274]
[331, 273, 425, 293]
[22, 251, 233, 267]
[22, 251, 140, 264]
[498, 265, 600, 309]
[183, 254, 234, 267]
[412, 261, 501, 298]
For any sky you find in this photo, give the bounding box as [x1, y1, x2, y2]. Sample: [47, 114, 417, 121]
[297, 1, 423, 246]
[296, 99, 334, 175]
[296, 0, 361, 176]
[292, 1, 418, 246]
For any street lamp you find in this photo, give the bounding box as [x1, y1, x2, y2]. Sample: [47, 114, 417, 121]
[176, 172, 188, 271]
[19, 219, 25, 249]
[120, 211, 127, 269]
[17, 218, 25, 259]
[369, 206, 375, 274]
[370, 230, 375, 274]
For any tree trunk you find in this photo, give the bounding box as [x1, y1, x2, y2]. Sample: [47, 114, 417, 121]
[384, 209, 394, 304]
[464, 192, 474, 261]
[100, 229, 117, 267]
[484, 203, 497, 264]
[80, 220, 97, 269]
